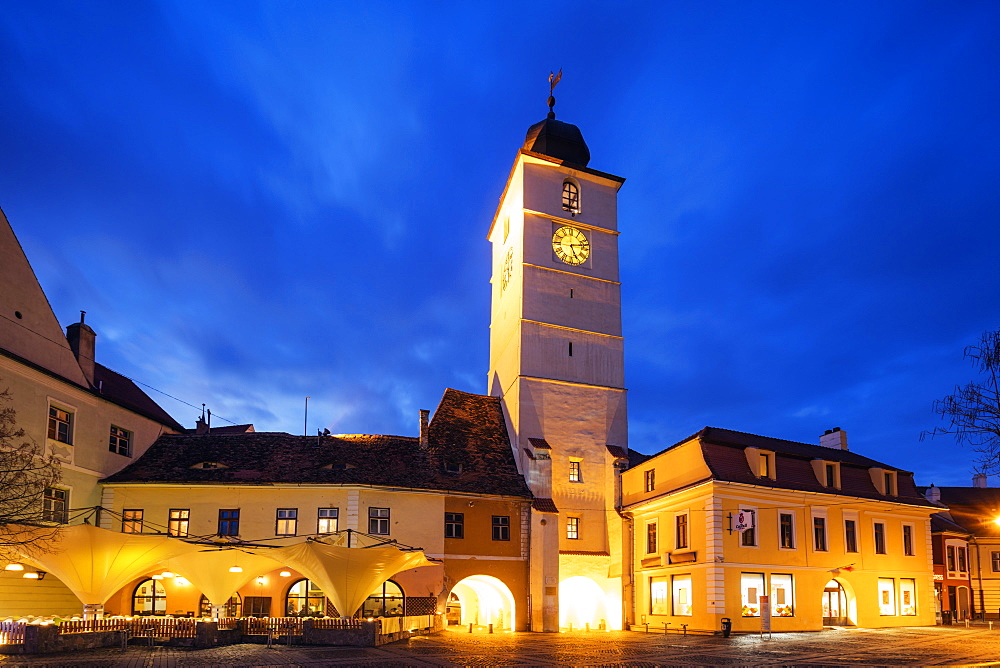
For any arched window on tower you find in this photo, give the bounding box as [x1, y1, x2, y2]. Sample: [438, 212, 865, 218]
[132, 578, 167, 616]
[562, 180, 580, 214]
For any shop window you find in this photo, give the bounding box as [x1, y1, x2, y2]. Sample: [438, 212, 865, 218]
[741, 573, 765, 617]
[771, 574, 794, 617]
[672, 574, 692, 616]
[899, 579, 917, 616]
[133, 578, 166, 616]
[650, 576, 668, 615]
[244, 596, 272, 618]
[286, 579, 326, 617]
[878, 578, 896, 615]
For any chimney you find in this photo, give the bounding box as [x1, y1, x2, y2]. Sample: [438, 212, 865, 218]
[65, 311, 96, 387]
[419, 409, 430, 448]
[925, 484, 941, 503]
[973, 473, 988, 488]
[819, 427, 848, 450]
[195, 416, 209, 434]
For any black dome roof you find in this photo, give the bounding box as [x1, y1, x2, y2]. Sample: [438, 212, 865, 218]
[523, 118, 591, 166]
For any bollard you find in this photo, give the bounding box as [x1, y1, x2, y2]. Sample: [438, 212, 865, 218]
[488, 623, 493, 634]
[663, 622, 669, 635]
[468, 623, 473, 633]
[989, 621, 993, 631]
[682, 624, 688, 636]
[644, 623, 649, 633]
[568, 622, 573, 632]
[966, 619, 971, 628]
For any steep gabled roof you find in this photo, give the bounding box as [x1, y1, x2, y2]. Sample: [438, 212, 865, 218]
[102, 388, 532, 498]
[93, 364, 184, 431]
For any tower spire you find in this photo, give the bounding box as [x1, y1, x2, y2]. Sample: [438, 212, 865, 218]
[547, 69, 562, 119]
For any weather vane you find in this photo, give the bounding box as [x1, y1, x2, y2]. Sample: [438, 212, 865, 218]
[547, 68, 562, 119]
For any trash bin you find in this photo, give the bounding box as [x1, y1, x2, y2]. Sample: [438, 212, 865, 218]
[941, 610, 952, 625]
[721, 617, 732, 638]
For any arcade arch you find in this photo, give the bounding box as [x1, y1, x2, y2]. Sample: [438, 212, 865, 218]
[449, 575, 515, 630]
[558, 576, 611, 630]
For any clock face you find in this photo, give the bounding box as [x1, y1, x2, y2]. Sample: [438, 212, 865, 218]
[552, 226, 590, 266]
[501, 247, 514, 291]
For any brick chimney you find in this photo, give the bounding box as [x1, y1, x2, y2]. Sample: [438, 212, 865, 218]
[973, 473, 988, 488]
[65, 311, 96, 387]
[925, 484, 941, 503]
[419, 409, 430, 449]
[820, 427, 848, 450]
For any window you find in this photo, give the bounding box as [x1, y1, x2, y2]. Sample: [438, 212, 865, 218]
[992, 551, 1000, 572]
[760, 453, 772, 478]
[168, 509, 190, 537]
[883, 472, 896, 496]
[644, 469, 655, 492]
[568, 342, 573, 356]
[362, 580, 405, 617]
[813, 517, 827, 551]
[199, 593, 241, 618]
[218, 509, 240, 536]
[825, 463, 837, 488]
[445, 512, 464, 539]
[741, 573, 765, 617]
[741, 512, 757, 547]
[646, 522, 657, 554]
[47, 406, 73, 444]
[874, 522, 886, 554]
[276, 508, 298, 535]
[779, 512, 795, 549]
[899, 579, 917, 616]
[132, 579, 166, 616]
[43, 487, 68, 523]
[286, 579, 326, 617]
[877, 578, 896, 615]
[675, 513, 689, 549]
[369, 507, 390, 535]
[844, 519, 858, 553]
[771, 574, 794, 617]
[317, 508, 338, 534]
[444, 461, 462, 474]
[109, 425, 132, 456]
[902, 525, 914, 556]
[947, 545, 956, 571]
[562, 180, 580, 213]
[244, 596, 272, 617]
[958, 546, 968, 573]
[569, 460, 582, 482]
[122, 509, 143, 533]
[492, 515, 510, 541]
[672, 574, 692, 616]
[650, 576, 668, 615]
[567, 517, 580, 540]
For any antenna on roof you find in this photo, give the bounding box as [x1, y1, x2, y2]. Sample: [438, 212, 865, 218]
[304, 397, 310, 436]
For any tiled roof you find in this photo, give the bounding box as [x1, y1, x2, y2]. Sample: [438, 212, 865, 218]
[201, 424, 255, 434]
[930, 512, 972, 536]
[101, 388, 532, 498]
[605, 444, 629, 459]
[528, 438, 551, 450]
[692, 427, 933, 507]
[930, 487, 1000, 537]
[532, 498, 559, 513]
[94, 364, 185, 431]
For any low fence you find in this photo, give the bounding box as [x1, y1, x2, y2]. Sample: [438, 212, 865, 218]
[57, 618, 197, 638]
[0, 621, 26, 646]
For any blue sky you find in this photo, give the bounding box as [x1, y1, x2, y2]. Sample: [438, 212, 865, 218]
[1, 1, 998, 486]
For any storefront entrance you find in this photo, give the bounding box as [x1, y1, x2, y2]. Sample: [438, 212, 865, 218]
[822, 580, 849, 626]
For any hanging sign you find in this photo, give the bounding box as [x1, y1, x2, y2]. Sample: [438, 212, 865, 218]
[734, 509, 755, 532]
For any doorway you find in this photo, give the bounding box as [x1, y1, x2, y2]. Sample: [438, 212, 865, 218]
[822, 580, 849, 626]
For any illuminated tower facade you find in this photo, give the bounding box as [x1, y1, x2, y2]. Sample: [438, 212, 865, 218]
[487, 94, 628, 631]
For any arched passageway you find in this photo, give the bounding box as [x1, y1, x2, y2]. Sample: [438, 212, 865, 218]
[449, 575, 515, 630]
[559, 576, 610, 630]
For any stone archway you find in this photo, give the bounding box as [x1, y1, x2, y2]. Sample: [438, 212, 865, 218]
[559, 575, 610, 631]
[449, 575, 516, 631]
[822, 578, 857, 626]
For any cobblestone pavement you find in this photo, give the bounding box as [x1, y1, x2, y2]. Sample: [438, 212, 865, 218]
[2, 625, 1000, 667]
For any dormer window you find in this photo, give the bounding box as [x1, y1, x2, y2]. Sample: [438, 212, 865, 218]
[190, 461, 229, 470]
[825, 464, 837, 488]
[760, 453, 772, 478]
[744, 447, 776, 480]
[869, 467, 897, 495]
[562, 180, 580, 214]
[444, 461, 462, 474]
[812, 460, 841, 488]
[322, 462, 356, 471]
[884, 471, 896, 496]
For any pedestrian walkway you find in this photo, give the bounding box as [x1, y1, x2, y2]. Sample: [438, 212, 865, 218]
[2, 624, 1000, 666]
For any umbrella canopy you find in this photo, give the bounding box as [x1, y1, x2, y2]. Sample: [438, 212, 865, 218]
[270, 539, 436, 617]
[162, 547, 283, 606]
[23, 524, 200, 605]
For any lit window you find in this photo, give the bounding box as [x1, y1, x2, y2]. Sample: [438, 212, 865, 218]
[650, 576, 668, 615]
[741, 573, 765, 617]
[779, 513, 795, 549]
[813, 517, 827, 551]
[675, 513, 689, 549]
[168, 509, 190, 537]
[770, 574, 794, 617]
[492, 515, 510, 541]
[286, 579, 326, 617]
[218, 509, 240, 536]
[317, 508, 338, 534]
[569, 460, 582, 482]
[445, 512, 464, 539]
[903, 525, 914, 556]
[646, 523, 657, 554]
[644, 469, 655, 492]
[567, 517, 580, 539]
[122, 509, 143, 533]
[43, 487, 68, 523]
[874, 522, 886, 554]
[672, 574, 692, 616]
[109, 425, 132, 456]
[562, 180, 580, 213]
[878, 577, 896, 615]
[760, 453, 772, 478]
[47, 406, 73, 444]
[276, 508, 298, 536]
[132, 579, 166, 616]
[369, 507, 390, 535]
[899, 579, 917, 616]
[992, 551, 1000, 572]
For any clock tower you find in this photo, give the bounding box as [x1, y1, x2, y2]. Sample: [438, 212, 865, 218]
[487, 96, 628, 631]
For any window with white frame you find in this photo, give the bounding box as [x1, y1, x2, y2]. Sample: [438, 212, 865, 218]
[47, 405, 73, 444]
[122, 509, 143, 533]
[567, 517, 580, 540]
[878, 578, 896, 615]
[740, 509, 757, 547]
[646, 522, 657, 554]
[369, 507, 390, 535]
[43, 487, 68, 523]
[317, 508, 338, 534]
[568, 459, 582, 482]
[644, 469, 655, 492]
[874, 522, 887, 554]
[992, 551, 1000, 572]
[109, 425, 132, 456]
[779, 512, 795, 549]
[899, 578, 916, 616]
[168, 509, 190, 537]
[902, 524, 914, 556]
[771, 574, 794, 617]
[844, 517, 858, 553]
[741, 572, 765, 617]
[276, 508, 297, 535]
[813, 516, 828, 551]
